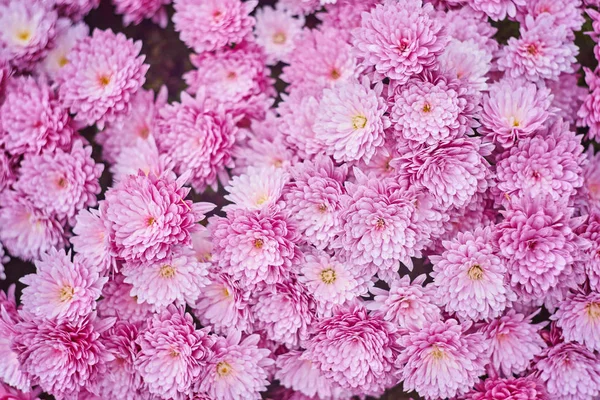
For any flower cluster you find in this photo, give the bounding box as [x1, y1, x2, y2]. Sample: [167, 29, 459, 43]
[0, 0, 599, 399]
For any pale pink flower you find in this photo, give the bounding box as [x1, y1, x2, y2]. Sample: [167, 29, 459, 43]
[438, 39, 492, 92]
[113, 0, 170, 28]
[552, 290, 600, 352]
[38, 19, 88, 81]
[70, 206, 114, 274]
[254, 6, 304, 65]
[469, 0, 526, 20]
[224, 166, 288, 212]
[97, 274, 154, 325]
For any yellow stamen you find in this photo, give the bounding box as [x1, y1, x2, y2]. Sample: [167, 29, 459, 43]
[57, 177, 68, 189]
[159, 265, 176, 278]
[430, 345, 445, 360]
[58, 56, 69, 67]
[59, 285, 74, 302]
[352, 115, 367, 130]
[138, 125, 150, 139]
[98, 75, 111, 87]
[272, 32, 286, 44]
[422, 103, 431, 113]
[330, 68, 341, 80]
[217, 361, 232, 377]
[586, 302, 600, 320]
[317, 204, 327, 213]
[376, 218, 385, 229]
[255, 194, 268, 206]
[146, 216, 156, 227]
[16, 30, 31, 42]
[254, 238, 264, 249]
[468, 265, 484, 280]
[320, 268, 336, 284]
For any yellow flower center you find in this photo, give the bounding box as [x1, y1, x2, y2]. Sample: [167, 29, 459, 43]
[330, 68, 341, 80]
[217, 361, 232, 377]
[352, 115, 368, 130]
[159, 265, 176, 279]
[376, 218, 386, 229]
[146, 216, 156, 227]
[468, 265, 484, 280]
[320, 268, 337, 284]
[254, 238, 264, 249]
[222, 287, 230, 297]
[15, 30, 31, 43]
[138, 125, 150, 139]
[422, 103, 431, 113]
[59, 285, 74, 302]
[58, 55, 69, 67]
[169, 347, 180, 357]
[272, 32, 287, 44]
[317, 203, 327, 213]
[98, 74, 111, 87]
[430, 345, 445, 360]
[57, 176, 68, 189]
[255, 194, 268, 206]
[273, 159, 283, 168]
[586, 302, 600, 320]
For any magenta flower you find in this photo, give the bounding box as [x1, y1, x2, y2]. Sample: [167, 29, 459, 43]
[55, 0, 100, 20]
[155, 92, 237, 192]
[437, 7, 498, 54]
[135, 306, 213, 399]
[465, 375, 549, 400]
[58, 29, 148, 129]
[173, 0, 257, 53]
[547, 72, 587, 125]
[0, 286, 29, 391]
[469, 0, 526, 20]
[352, 0, 447, 83]
[254, 6, 304, 65]
[97, 274, 153, 325]
[578, 67, 600, 141]
[70, 207, 115, 275]
[198, 331, 274, 400]
[0, 75, 73, 157]
[397, 319, 489, 400]
[113, 0, 170, 28]
[552, 290, 600, 352]
[516, 0, 585, 33]
[303, 305, 401, 395]
[477, 309, 547, 377]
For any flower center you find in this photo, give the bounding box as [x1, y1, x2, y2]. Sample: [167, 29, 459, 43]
[59, 285, 74, 302]
[226, 71, 237, 80]
[217, 361, 232, 377]
[430, 345, 445, 360]
[159, 265, 176, 278]
[253, 238, 264, 249]
[222, 287, 230, 297]
[98, 74, 111, 87]
[169, 347, 180, 357]
[330, 68, 341, 80]
[397, 38, 410, 53]
[531, 171, 541, 179]
[352, 115, 368, 130]
[138, 125, 150, 139]
[586, 302, 600, 320]
[15, 29, 31, 43]
[422, 103, 432, 113]
[273, 159, 283, 168]
[58, 55, 69, 67]
[272, 32, 286, 44]
[146, 216, 156, 227]
[255, 194, 268, 206]
[57, 176, 68, 189]
[317, 203, 327, 213]
[320, 268, 337, 284]
[526, 43, 539, 56]
[213, 10, 223, 21]
[376, 218, 386, 229]
[468, 264, 484, 280]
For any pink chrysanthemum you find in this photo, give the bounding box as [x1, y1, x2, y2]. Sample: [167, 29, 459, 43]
[96, 87, 167, 164]
[210, 206, 299, 288]
[0, 286, 29, 391]
[38, 20, 88, 81]
[480, 78, 554, 149]
[498, 14, 578, 82]
[352, 0, 448, 84]
[136, 306, 213, 399]
[224, 165, 288, 212]
[438, 39, 492, 92]
[390, 72, 480, 148]
[281, 27, 357, 92]
[193, 271, 254, 336]
[436, 7, 498, 54]
[277, 0, 321, 15]
[366, 274, 441, 330]
[397, 319, 489, 400]
[516, 0, 584, 34]
[477, 309, 547, 377]
[15, 140, 103, 224]
[552, 290, 600, 352]
[464, 375, 549, 400]
[394, 137, 493, 210]
[70, 206, 115, 274]
[282, 155, 347, 249]
[97, 274, 154, 325]
[252, 280, 315, 348]
[110, 136, 173, 184]
[54, 0, 100, 20]
[184, 41, 274, 121]
[303, 305, 401, 395]
[0, 0, 57, 71]
[577, 212, 600, 291]
[155, 92, 237, 192]
[430, 226, 515, 321]
[298, 249, 368, 317]
[13, 313, 114, 399]
[275, 350, 349, 399]
[319, 0, 379, 35]
[0, 151, 15, 194]
[232, 133, 297, 175]
[20, 248, 106, 322]
[495, 119, 585, 203]
[314, 77, 388, 163]
[173, 0, 257, 54]
[254, 6, 304, 65]
[0, 383, 41, 400]
[198, 331, 273, 400]
[113, 0, 170, 28]
[547, 72, 587, 125]
[103, 171, 214, 263]
[123, 246, 210, 308]
[469, 0, 526, 20]
[58, 29, 148, 129]
[0, 191, 66, 262]
[497, 195, 584, 303]
[0, 75, 73, 157]
[534, 340, 600, 399]
[578, 67, 600, 141]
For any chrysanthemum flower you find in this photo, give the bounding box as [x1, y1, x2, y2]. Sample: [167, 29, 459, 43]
[577, 212, 600, 292]
[55, 0, 100, 21]
[464, 375, 549, 400]
[498, 14, 578, 82]
[397, 319, 489, 400]
[97, 274, 153, 324]
[0, 383, 41, 400]
[0, 286, 29, 391]
[578, 67, 600, 141]
[96, 87, 167, 164]
[283, 155, 347, 249]
[319, 0, 379, 35]
[477, 309, 547, 377]
[436, 7, 498, 54]
[366, 274, 441, 330]
[534, 340, 600, 399]
[303, 305, 401, 395]
[136, 306, 213, 399]
[0, 191, 66, 262]
[110, 136, 173, 184]
[254, 6, 304, 65]
[232, 134, 297, 175]
[38, 20, 88, 81]
[58, 29, 148, 129]
[277, 0, 321, 15]
[155, 92, 237, 192]
[438, 39, 493, 92]
[224, 166, 288, 212]
[113, 0, 170, 28]
[480, 78, 554, 149]
[547, 72, 587, 125]
[210, 206, 299, 288]
[20, 248, 106, 322]
[103, 171, 214, 263]
[352, 0, 448, 83]
[394, 137, 493, 210]
[173, 0, 258, 54]
[193, 271, 254, 336]
[0, 245, 8, 281]
[314, 77, 388, 163]
[13, 313, 114, 399]
[281, 27, 357, 92]
[0, 75, 73, 157]
[469, 0, 526, 20]
[495, 119, 585, 203]
[552, 290, 600, 352]
[15, 140, 103, 225]
[123, 246, 210, 308]
[198, 331, 274, 400]
[497, 195, 584, 302]
[516, 0, 585, 34]
[70, 206, 115, 275]
[0, 0, 57, 71]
